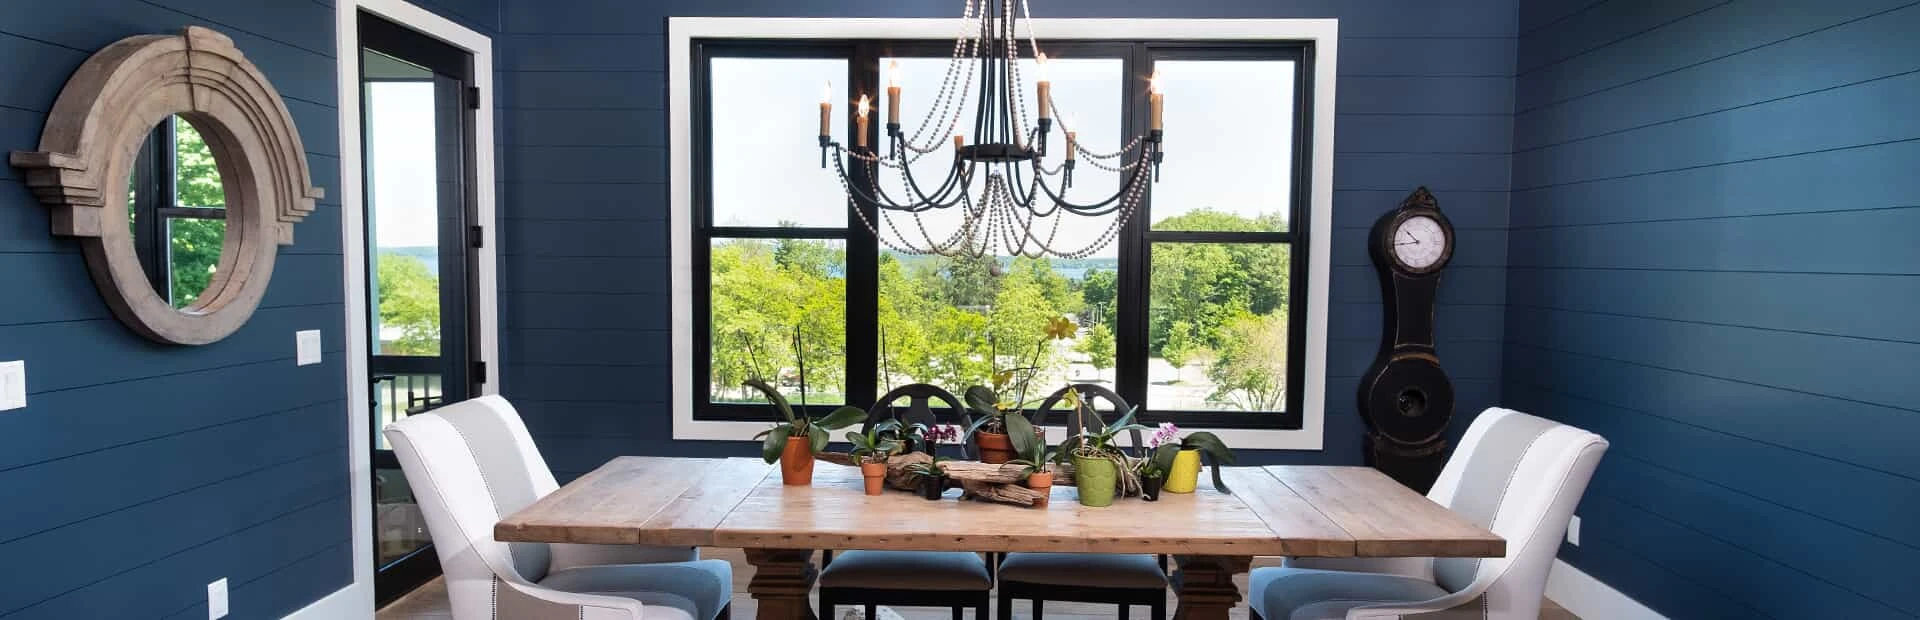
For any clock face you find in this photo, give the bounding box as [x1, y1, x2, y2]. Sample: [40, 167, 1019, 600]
[1390, 215, 1448, 272]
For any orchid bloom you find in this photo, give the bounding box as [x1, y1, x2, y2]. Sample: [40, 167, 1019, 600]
[1149, 422, 1181, 448]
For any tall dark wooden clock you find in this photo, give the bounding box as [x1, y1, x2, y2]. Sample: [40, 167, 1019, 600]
[1359, 187, 1456, 493]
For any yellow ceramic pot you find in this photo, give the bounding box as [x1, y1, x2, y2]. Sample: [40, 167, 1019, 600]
[1163, 449, 1203, 493]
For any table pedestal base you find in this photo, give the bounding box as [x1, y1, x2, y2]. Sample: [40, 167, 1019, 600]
[1174, 555, 1253, 620]
[745, 548, 818, 620]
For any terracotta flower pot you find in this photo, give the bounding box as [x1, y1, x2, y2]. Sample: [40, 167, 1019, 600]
[975, 431, 1015, 464]
[1025, 470, 1054, 507]
[779, 436, 814, 486]
[860, 461, 888, 495]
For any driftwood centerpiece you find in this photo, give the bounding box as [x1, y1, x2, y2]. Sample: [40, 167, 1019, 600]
[817, 452, 1053, 507]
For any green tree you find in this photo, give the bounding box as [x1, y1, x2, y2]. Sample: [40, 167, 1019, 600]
[709, 238, 848, 403]
[1147, 209, 1289, 357]
[1207, 310, 1289, 410]
[1079, 269, 1117, 332]
[163, 117, 227, 308]
[938, 248, 1001, 307]
[1162, 320, 1199, 382]
[1075, 322, 1115, 372]
[376, 252, 441, 355]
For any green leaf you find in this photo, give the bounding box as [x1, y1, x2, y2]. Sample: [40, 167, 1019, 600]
[1206, 452, 1232, 494]
[843, 430, 869, 450]
[962, 414, 996, 444]
[963, 385, 1000, 417]
[814, 406, 869, 431]
[807, 425, 829, 454]
[760, 425, 792, 464]
[1005, 411, 1039, 459]
[1106, 405, 1141, 435]
[743, 378, 795, 424]
[1150, 444, 1180, 475]
[1183, 431, 1236, 465]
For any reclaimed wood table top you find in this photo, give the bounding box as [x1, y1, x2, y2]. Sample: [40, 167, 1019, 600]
[495, 456, 1504, 559]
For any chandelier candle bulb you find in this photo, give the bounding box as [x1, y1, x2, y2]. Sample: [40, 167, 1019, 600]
[954, 134, 964, 151]
[886, 60, 902, 125]
[855, 94, 870, 148]
[819, 82, 832, 138]
[1065, 131, 1076, 161]
[1149, 71, 1164, 132]
[1035, 53, 1051, 119]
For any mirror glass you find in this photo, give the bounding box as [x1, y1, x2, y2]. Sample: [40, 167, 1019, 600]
[127, 115, 228, 309]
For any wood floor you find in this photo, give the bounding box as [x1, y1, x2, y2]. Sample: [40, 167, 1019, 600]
[377, 549, 1579, 619]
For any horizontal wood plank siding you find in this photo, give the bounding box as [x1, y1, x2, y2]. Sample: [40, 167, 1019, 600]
[0, 0, 496, 615]
[492, 0, 1518, 468]
[1508, 1, 1920, 617]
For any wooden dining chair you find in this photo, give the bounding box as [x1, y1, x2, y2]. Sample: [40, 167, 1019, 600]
[1247, 408, 1609, 620]
[817, 383, 992, 620]
[996, 384, 1167, 620]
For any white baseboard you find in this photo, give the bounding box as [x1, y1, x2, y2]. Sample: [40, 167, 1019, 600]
[1546, 558, 1665, 620]
[282, 582, 373, 620]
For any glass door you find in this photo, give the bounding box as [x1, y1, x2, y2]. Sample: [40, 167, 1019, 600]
[358, 12, 480, 604]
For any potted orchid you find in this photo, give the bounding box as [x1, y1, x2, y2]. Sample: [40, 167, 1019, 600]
[1146, 423, 1237, 494]
[1133, 423, 1183, 500]
[904, 422, 961, 456]
[846, 420, 905, 495]
[964, 317, 1078, 463]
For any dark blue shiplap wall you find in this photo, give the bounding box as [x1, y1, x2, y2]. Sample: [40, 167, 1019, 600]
[0, 0, 492, 618]
[491, 0, 1519, 478]
[1508, 1, 1920, 618]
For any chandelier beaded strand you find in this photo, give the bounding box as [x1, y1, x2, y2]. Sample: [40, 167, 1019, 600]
[815, 0, 1165, 259]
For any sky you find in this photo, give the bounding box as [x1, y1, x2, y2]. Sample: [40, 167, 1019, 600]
[708, 50, 1296, 258]
[366, 81, 441, 250]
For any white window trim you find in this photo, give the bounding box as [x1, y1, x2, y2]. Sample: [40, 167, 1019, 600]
[301, 2, 498, 618]
[668, 17, 1336, 451]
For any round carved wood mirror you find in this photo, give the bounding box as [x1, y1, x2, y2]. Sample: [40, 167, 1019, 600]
[9, 27, 322, 345]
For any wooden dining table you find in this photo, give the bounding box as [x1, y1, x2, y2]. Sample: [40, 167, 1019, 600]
[496, 457, 1503, 620]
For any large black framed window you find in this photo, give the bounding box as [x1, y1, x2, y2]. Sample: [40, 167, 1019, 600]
[692, 39, 1313, 429]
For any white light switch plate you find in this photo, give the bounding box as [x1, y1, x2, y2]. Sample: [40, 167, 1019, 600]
[207, 578, 228, 619]
[296, 330, 322, 366]
[0, 361, 24, 412]
[1566, 515, 1582, 546]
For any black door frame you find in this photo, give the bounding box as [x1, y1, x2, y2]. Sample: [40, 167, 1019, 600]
[358, 10, 482, 605]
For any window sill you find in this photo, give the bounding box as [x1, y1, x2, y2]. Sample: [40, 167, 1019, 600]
[672, 419, 1324, 451]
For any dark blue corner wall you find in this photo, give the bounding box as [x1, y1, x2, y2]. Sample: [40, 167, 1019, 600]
[1507, 2, 1920, 618]
[492, 0, 1520, 478]
[0, 0, 491, 618]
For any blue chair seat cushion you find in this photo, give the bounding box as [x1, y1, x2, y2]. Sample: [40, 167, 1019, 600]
[537, 558, 733, 620]
[1248, 567, 1450, 620]
[818, 550, 993, 591]
[998, 552, 1168, 589]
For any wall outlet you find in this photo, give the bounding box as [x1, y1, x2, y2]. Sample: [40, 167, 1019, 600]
[207, 578, 228, 619]
[1566, 515, 1582, 546]
[296, 330, 322, 366]
[0, 361, 24, 412]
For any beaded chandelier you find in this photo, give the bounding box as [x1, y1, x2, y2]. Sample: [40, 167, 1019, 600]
[816, 0, 1165, 259]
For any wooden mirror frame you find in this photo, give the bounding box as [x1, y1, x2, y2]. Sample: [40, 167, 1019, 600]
[10, 26, 322, 345]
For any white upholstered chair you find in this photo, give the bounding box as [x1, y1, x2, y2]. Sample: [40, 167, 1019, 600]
[385, 396, 733, 620]
[1248, 408, 1608, 620]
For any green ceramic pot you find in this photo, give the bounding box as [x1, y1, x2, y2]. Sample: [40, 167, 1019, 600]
[1073, 454, 1118, 507]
